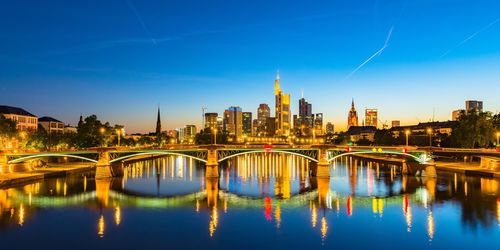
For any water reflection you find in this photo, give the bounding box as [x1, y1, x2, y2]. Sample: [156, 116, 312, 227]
[0, 154, 500, 248]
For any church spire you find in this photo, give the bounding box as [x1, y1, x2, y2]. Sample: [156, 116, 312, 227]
[156, 106, 161, 136]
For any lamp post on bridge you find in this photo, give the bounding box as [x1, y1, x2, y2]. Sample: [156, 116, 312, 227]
[116, 128, 125, 147]
[405, 130, 411, 148]
[213, 128, 218, 145]
[427, 128, 433, 147]
[496, 131, 500, 147]
[100, 127, 106, 147]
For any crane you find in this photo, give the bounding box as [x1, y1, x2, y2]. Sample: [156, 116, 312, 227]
[378, 119, 388, 129]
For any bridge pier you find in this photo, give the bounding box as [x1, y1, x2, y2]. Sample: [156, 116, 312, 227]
[96, 150, 113, 179]
[205, 147, 219, 178]
[315, 147, 330, 178]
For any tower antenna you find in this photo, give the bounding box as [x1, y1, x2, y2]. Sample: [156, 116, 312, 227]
[202, 107, 207, 129]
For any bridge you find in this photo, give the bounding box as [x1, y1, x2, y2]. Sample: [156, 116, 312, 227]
[1, 144, 438, 179]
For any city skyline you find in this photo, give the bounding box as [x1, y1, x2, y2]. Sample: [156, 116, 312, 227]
[1, 1, 500, 133]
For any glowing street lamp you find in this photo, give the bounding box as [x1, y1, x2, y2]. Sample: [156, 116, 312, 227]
[496, 131, 500, 146]
[116, 128, 125, 146]
[213, 128, 218, 145]
[99, 127, 106, 147]
[405, 130, 411, 148]
[427, 128, 433, 147]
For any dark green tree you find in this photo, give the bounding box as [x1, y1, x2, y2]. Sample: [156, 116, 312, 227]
[450, 111, 495, 148]
[374, 129, 395, 145]
[195, 128, 228, 145]
[0, 114, 17, 138]
[74, 115, 110, 148]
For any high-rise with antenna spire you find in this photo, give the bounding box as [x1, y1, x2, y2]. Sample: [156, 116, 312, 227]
[274, 70, 291, 136]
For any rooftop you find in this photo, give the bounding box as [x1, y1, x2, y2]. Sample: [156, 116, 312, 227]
[0, 105, 37, 117]
[38, 116, 63, 123]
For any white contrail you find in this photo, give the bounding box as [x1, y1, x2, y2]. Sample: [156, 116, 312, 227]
[440, 17, 500, 58]
[125, 0, 156, 45]
[342, 26, 394, 82]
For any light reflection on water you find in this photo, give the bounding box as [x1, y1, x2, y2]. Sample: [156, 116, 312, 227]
[0, 154, 500, 249]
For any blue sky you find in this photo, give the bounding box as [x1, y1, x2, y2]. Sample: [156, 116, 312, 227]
[1, 0, 499, 133]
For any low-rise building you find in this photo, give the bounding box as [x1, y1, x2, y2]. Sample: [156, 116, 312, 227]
[38, 116, 65, 134]
[346, 126, 377, 142]
[0, 105, 38, 131]
[452, 109, 464, 121]
[64, 125, 78, 133]
[391, 121, 458, 137]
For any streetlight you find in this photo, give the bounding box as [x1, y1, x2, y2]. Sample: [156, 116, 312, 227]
[427, 128, 433, 147]
[405, 130, 411, 148]
[116, 128, 125, 146]
[213, 128, 218, 145]
[99, 127, 106, 147]
[496, 131, 500, 146]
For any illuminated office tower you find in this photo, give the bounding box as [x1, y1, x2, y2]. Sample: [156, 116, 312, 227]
[365, 109, 378, 128]
[204, 112, 218, 130]
[224, 106, 243, 138]
[242, 112, 253, 136]
[274, 70, 291, 136]
[257, 103, 270, 136]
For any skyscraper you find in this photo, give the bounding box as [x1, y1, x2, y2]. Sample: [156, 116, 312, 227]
[365, 109, 378, 128]
[242, 112, 253, 136]
[204, 112, 218, 130]
[314, 113, 324, 135]
[465, 100, 483, 113]
[274, 70, 291, 136]
[224, 106, 243, 138]
[326, 122, 334, 134]
[347, 99, 359, 129]
[298, 97, 314, 135]
[257, 103, 270, 136]
[266, 117, 276, 137]
[185, 125, 197, 143]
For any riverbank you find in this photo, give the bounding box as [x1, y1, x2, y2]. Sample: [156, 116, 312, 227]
[347, 154, 500, 178]
[434, 161, 500, 178]
[0, 163, 94, 188]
